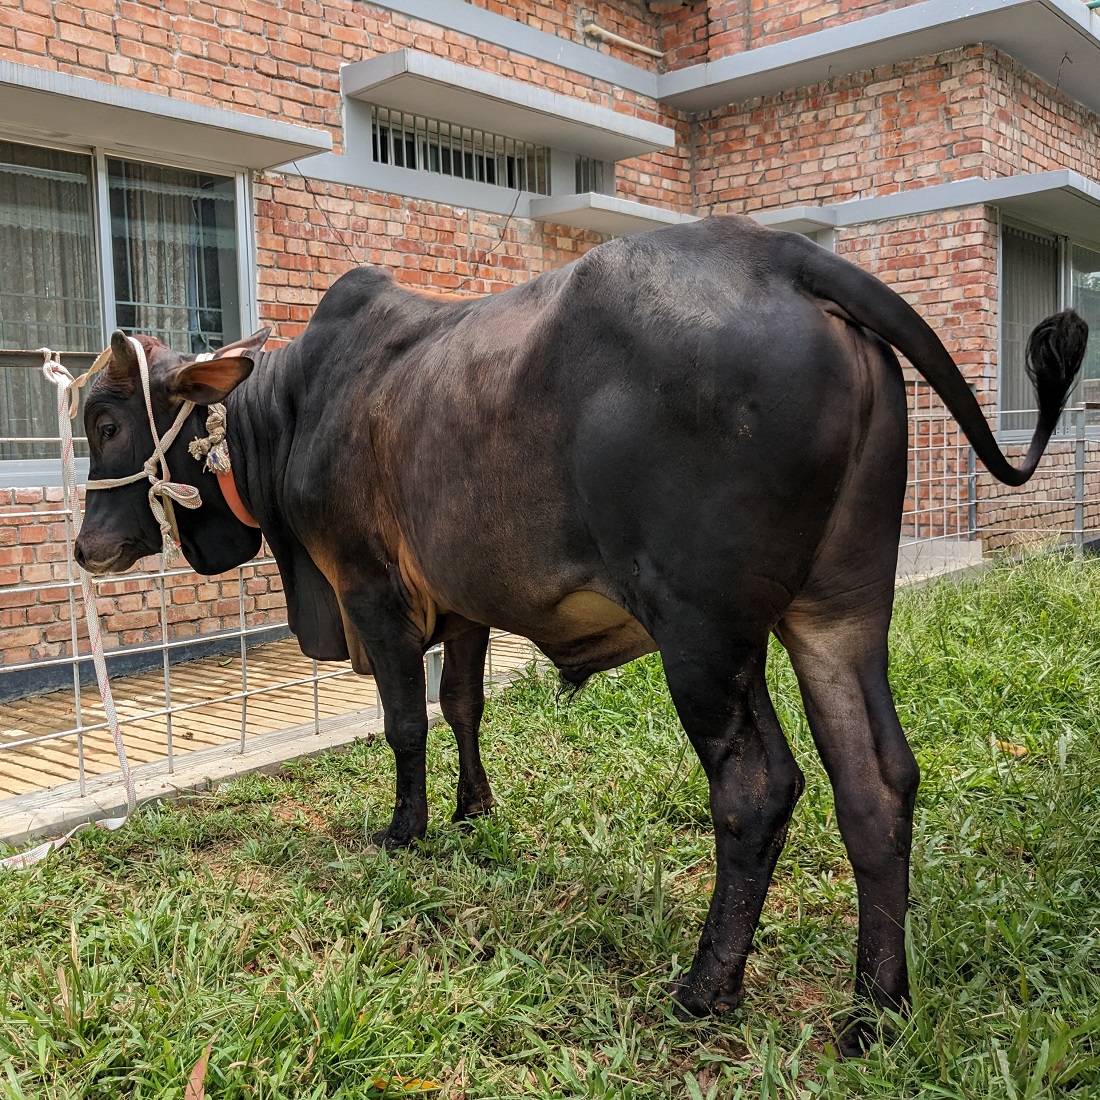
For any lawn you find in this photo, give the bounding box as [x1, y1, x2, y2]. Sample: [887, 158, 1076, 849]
[2, 555, 1099, 1099]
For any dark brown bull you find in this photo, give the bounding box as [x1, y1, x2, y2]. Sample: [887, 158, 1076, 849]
[74, 216, 1087, 1051]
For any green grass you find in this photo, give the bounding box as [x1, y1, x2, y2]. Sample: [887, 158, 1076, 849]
[2, 554, 1100, 1098]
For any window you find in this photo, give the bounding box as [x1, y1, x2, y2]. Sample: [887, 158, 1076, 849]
[575, 156, 606, 194]
[1072, 243, 1100, 428]
[1000, 223, 1100, 434]
[109, 159, 240, 353]
[0, 143, 101, 459]
[370, 107, 550, 195]
[0, 138, 243, 463]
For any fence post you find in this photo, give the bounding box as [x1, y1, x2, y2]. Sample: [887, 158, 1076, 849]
[425, 645, 443, 703]
[1075, 406, 1086, 557]
[967, 446, 978, 541]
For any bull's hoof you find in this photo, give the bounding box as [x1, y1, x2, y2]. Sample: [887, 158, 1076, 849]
[367, 814, 422, 853]
[451, 795, 494, 825]
[835, 1011, 886, 1058]
[369, 827, 420, 849]
[670, 979, 744, 1021]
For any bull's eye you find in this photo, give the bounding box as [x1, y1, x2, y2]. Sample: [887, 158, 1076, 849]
[100, 423, 118, 441]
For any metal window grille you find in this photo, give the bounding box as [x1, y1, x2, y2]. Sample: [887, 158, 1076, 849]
[574, 156, 606, 194]
[370, 107, 550, 195]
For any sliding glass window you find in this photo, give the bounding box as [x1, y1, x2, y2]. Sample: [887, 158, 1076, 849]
[0, 139, 245, 467]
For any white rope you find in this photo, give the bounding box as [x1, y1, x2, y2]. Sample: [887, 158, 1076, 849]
[82, 338, 201, 565]
[0, 341, 226, 869]
[0, 346, 146, 870]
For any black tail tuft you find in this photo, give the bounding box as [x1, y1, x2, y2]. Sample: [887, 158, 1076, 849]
[1026, 309, 1089, 426]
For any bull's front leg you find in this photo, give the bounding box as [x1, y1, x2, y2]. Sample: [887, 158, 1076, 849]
[349, 610, 432, 849]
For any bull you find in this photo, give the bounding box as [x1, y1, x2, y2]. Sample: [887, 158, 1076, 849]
[73, 216, 1087, 1051]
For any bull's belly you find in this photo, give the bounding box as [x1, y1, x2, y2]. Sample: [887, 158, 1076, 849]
[528, 590, 657, 684]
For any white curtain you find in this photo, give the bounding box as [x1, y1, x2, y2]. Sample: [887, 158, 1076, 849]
[108, 160, 239, 354]
[0, 141, 99, 459]
[1072, 245, 1100, 429]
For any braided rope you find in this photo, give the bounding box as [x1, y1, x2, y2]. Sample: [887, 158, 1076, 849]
[187, 402, 232, 475]
[1, 340, 224, 869]
[81, 339, 201, 564]
[43, 351, 136, 814]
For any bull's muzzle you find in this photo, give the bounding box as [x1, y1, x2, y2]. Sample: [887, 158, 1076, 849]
[73, 532, 125, 575]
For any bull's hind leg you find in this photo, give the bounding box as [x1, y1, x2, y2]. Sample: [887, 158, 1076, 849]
[660, 630, 805, 1017]
[777, 607, 918, 1054]
[440, 626, 495, 822]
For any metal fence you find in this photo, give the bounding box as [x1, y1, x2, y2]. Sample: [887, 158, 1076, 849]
[0, 359, 1097, 817]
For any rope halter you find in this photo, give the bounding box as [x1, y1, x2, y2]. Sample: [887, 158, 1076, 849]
[41, 336, 209, 565]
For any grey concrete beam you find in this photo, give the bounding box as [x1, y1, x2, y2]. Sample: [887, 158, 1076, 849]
[749, 171, 1100, 239]
[659, 0, 1100, 116]
[342, 50, 675, 162]
[530, 192, 699, 236]
[0, 61, 331, 170]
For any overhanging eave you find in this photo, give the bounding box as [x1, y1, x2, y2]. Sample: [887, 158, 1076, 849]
[342, 49, 675, 161]
[0, 61, 332, 170]
[659, 0, 1100, 116]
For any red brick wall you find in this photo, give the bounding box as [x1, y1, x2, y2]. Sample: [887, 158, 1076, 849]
[694, 47, 995, 212]
[0, 0, 689, 197]
[656, 0, 928, 67]
[977, 442, 1100, 553]
[0, 489, 286, 668]
[466, 0, 663, 67]
[255, 176, 607, 336]
[838, 207, 999, 392]
[694, 44, 1100, 214]
[659, 2, 711, 70]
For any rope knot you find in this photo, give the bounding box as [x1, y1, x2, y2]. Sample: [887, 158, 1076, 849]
[187, 402, 232, 475]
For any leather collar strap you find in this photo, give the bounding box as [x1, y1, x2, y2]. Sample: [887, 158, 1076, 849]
[216, 468, 259, 528]
[188, 354, 259, 529]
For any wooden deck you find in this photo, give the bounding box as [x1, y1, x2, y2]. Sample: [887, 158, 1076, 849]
[0, 635, 537, 799]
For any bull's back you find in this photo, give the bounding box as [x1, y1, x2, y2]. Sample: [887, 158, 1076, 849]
[366, 220, 905, 661]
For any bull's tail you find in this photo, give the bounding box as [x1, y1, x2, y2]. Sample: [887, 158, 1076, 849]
[775, 230, 1089, 486]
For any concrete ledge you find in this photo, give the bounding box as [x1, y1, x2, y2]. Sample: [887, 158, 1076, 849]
[0, 706, 409, 848]
[530, 192, 699, 235]
[0, 61, 331, 170]
[751, 170, 1100, 239]
[342, 49, 675, 161]
[658, 0, 1100, 115]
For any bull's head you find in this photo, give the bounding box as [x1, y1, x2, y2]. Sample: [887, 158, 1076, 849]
[74, 328, 269, 576]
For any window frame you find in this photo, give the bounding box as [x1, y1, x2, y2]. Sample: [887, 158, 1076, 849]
[998, 214, 1100, 441]
[0, 132, 257, 485]
[0, 132, 257, 350]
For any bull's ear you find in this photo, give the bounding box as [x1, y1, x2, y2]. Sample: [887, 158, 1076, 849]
[163, 328, 270, 405]
[107, 330, 139, 393]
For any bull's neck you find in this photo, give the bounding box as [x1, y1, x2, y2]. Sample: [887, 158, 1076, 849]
[221, 340, 301, 528]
